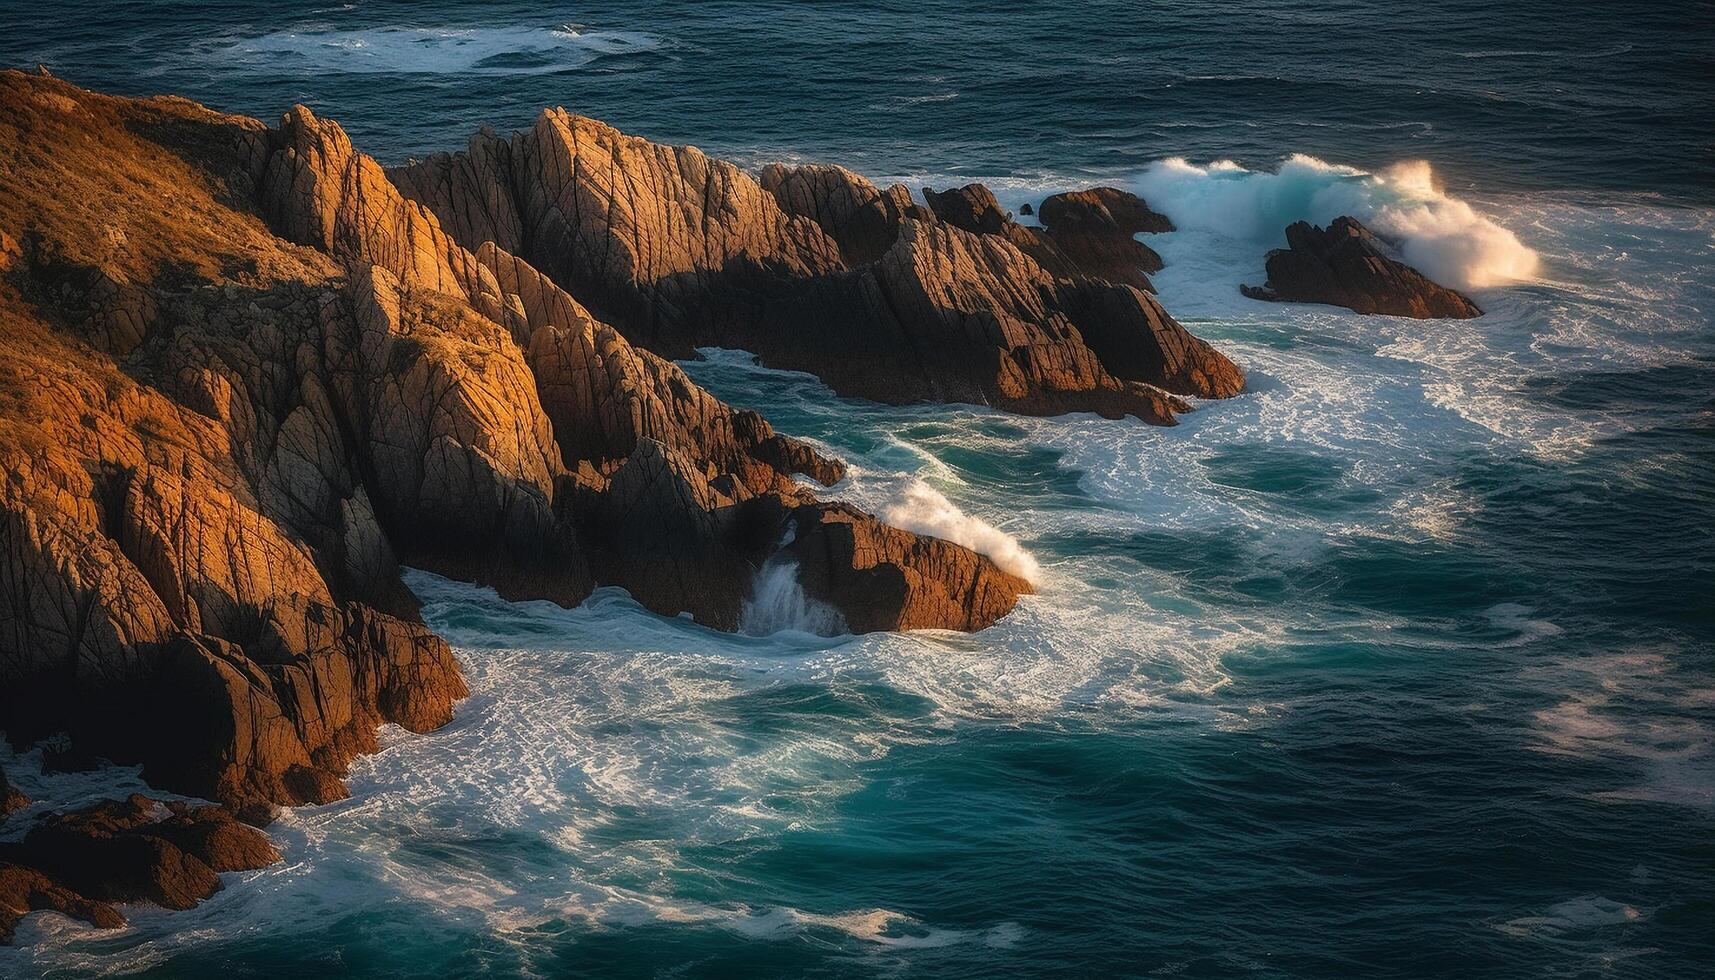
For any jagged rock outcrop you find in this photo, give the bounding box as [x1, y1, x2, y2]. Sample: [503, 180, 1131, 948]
[1039, 187, 1174, 236]
[921, 184, 1018, 239]
[0, 793, 277, 939]
[568, 439, 1030, 632]
[920, 182, 1099, 284]
[759, 163, 929, 266]
[1036, 187, 1170, 291]
[390, 115, 1245, 421]
[750, 218, 1242, 416]
[1241, 216, 1482, 318]
[0, 69, 1031, 908]
[0, 75, 468, 817]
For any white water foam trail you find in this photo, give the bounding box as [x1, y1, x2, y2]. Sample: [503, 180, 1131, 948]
[1135, 155, 1540, 288]
[219, 25, 661, 75]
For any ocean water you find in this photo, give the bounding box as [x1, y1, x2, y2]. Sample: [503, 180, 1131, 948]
[2, 2, 1713, 977]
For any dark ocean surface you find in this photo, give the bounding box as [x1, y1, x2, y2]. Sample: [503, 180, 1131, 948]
[1, 2, 1711, 977]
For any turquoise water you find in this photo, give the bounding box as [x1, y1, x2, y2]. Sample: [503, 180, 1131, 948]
[2, 2, 1713, 977]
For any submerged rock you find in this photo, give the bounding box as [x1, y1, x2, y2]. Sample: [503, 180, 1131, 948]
[1241, 216, 1483, 318]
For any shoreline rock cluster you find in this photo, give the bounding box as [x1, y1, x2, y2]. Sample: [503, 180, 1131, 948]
[0, 72, 1224, 938]
[388, 116, 1244, 424]
[14, 63, 1502, 941]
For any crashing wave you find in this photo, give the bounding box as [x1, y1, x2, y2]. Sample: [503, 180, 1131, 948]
[738, 525, 848, 637]
[881, 480, 1042, 584]
[1135, 155, 1539, 289]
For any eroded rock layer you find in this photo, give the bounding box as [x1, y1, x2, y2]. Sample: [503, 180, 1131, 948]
[390, 113, 1245, 420]
[0, 67, 1031, 874]
[1241, 216, 1483, 318]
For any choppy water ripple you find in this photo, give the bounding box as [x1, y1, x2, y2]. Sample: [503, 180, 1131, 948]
[3, 1, 1711, 199]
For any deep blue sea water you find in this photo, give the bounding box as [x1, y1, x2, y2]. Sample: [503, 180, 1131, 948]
[2, 2, 1712, 978]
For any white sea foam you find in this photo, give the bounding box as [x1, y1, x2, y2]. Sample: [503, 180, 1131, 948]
[1524, 649, 1715, 810]
[879, 480, 1043, 584]
[1483, 602, 1565, 647]
[1135, 155, 1540, 288]
[220, 25, 661, 76]
[740, 559, 849, 637]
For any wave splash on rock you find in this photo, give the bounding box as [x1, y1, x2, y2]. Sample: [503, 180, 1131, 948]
[740, 564, 849, 639]
[881, 480, 1042, 586]
[1136, 155, 1539, 289]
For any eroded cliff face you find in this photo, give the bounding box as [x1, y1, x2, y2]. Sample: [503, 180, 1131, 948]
[389, 111, 1245, 422]
[0, 71, 1031, 847]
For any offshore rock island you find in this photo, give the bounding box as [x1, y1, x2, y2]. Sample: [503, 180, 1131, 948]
[0, 71, 1256, 933]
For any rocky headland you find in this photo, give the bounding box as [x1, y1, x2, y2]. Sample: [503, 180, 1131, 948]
[0, 71, 1242, 938]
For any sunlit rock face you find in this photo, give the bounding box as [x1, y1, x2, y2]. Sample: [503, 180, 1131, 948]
[0, 71, 1032, 870]
[391, 115, 1244, 422]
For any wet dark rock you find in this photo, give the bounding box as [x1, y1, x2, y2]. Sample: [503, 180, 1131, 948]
[0, 864, 125, 943]
[1241, 216, 1482, 318]
[1039, 187, 1174, 235]
[0, 794, 279, 941]
[1036, 187, 1171, 291]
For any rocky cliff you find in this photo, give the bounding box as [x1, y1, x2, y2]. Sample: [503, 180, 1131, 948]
[0, 70, 1261, 940]
[390, 114, 1244, 422]
[0, 68, 1036, 927]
